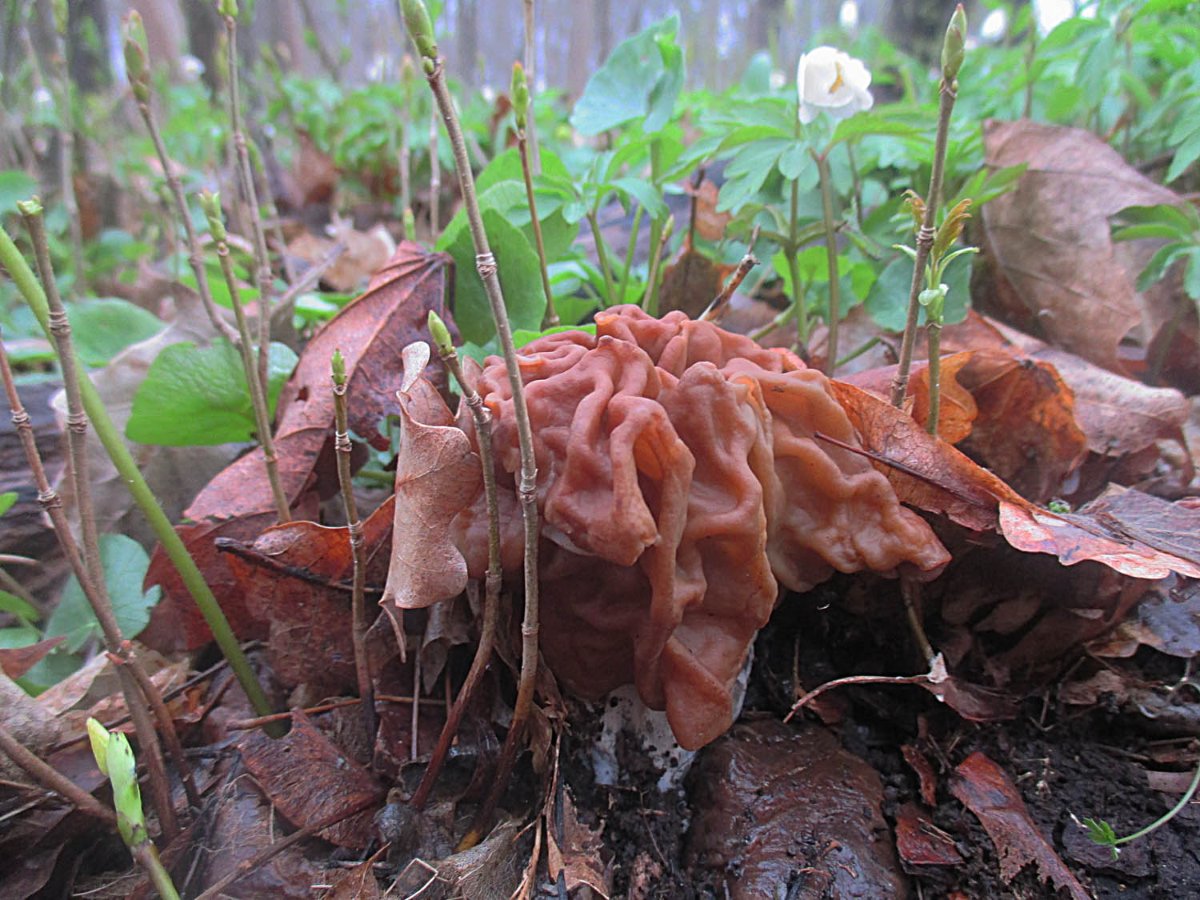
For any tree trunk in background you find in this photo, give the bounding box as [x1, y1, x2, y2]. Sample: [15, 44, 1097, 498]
[131, 0, 183, 80]
[66, 0, 109, 91]
[565, 0, 596, 98]
[455, 0, 479, 86]
[596, 0, 611, 74]
[183, 0, 221, 93]
[883, 0, 949, 68]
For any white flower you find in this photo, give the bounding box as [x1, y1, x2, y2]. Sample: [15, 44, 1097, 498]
[796, 46, 873, 125]
[179, 55, 205, 82]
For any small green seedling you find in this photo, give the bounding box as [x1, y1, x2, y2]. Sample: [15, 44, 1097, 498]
[86, 719, 180, 899]
[1079, 757, 1200, 860]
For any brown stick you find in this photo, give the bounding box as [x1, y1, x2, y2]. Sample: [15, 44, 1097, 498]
[0, 722, 116, 825]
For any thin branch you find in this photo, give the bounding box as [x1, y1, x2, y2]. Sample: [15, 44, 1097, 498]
[331, 350, 375, 738]
[0, 221, 280, 733]
[0, 722, 116, 825]
[700, 226, 759, 322]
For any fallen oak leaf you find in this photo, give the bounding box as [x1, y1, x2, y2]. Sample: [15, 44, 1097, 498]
[951, 751, 1091, 900]
[144, 242, 453, 651]
[0, 636, 66, 678]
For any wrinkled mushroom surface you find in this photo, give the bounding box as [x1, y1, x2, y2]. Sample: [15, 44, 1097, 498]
[436, 306, 948, 749]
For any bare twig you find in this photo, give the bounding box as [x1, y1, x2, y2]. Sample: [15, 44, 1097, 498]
[700, 226, 759, 322]
[401, 0, 541, 849]
[200, 191, 290, 523]
[331, 350, 375, 738]
[512, 64, 558, 327]
[0, 722, 116, 825]
[410, 317, 502, 810]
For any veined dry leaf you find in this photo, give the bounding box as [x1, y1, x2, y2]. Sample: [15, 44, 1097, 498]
[976, 119, 1184, 376]
[144, 242, 453, 650]
[238, 709, 384, 848]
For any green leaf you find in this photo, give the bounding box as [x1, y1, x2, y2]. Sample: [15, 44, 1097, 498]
[512, 324, 597, 347]
[865, 256, 919, 331]
[126, 340, 298, 446]
[1135, 242, 1189, 292]
[570, 15, 682, 135]
[444, 209, 546, 345]
[44, 534, 160, 653]
[67, 299, 164, 367]
[1167, 128, 1200, 183]
[106, 731, 147, 846]
[1182, 247, 1200, 300]
[0, 590, 39, 622]
[831, 112, 924, 145]
[0, 491, 15, 518]
[777, 142, 811, 181]
[0, 170, 39, 214]
[611, 177, 669, 222]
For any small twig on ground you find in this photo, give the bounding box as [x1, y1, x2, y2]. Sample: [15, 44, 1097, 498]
[331, 350, 376, 739]
[784, 659, 945, 722]
[700, 226, 760, 322]
[193, 796, 378, 900]
[401, 0, 542, 849]
[200, 191, 290, 523]
[0, 722, 116, 825]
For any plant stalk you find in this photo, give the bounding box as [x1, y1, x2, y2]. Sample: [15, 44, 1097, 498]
[331, 352, 375, 739]
[518, 128, 558, 327]
[221, 11, 275, 397]
[813, 150, 841, 374]
[587, 208, 619, 308]
[0, 222, 280, 733]
[788, 173, 810, 352]
[890, 79, 957, 408]
[522, 0, 540, 173]
[643, 215, 672, 316]
[204, 199, 291, 523]
[406, 8, 540, 846]
[410, 326, 501, 810]
[618, 204, 644, 310]
[926, 323, 942, 436]
[17, 208, 180, 838]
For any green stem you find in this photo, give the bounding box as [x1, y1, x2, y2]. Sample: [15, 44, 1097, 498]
[618, 204, 644, 308]
[891, 79, 957, 408]
[1111, 756, 1200, 849]
[813, 150, 840, 374]
[587, 208, 618, 308]
[518, 131, 558, 327]
[132, 841, 181, 900]
[926, 323, 941, 436]
[0, 223, 279, 733]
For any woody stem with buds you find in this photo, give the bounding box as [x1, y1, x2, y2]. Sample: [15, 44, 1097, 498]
[400, 0, 541, 849]
[891, 4, 965, 409]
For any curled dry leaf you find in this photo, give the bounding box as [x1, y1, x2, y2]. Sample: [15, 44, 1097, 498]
[951, 751, 1091, 900]
[381, 378, 482, 613]
[976, 119, 1186, 377]
[658, 242, 736, 318]
[144, 242, 453, 650]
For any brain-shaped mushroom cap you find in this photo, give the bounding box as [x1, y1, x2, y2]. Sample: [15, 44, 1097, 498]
[442, 305, 949, 749]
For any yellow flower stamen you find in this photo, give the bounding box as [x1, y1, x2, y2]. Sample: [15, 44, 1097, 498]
[829, 61, 845, 94]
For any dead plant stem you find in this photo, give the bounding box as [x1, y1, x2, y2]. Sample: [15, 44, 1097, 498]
[411, 26, 540, 846]
[0, 723, 116, 825]
[410, 339, 502, 810]
[331, 353, 375, 738]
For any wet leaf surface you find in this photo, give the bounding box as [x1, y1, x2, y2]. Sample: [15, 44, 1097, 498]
[951, 751, 1092, 900]
[686, 718, 909, 898]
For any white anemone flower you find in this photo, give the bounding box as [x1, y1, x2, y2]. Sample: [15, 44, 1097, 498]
[796, 46, 873, 125]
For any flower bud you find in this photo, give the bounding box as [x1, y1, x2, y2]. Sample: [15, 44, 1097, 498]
[331, 349, 346, 386]
[511, 62, 530, 129]
[123, 12, 151, 104]
[86, 718, 111, 777]
[427, 310, 454, 357]
[941, 4, 967, 84]
[400, 0, 439, 62]
[218, 0, 239, 19]
[198, 190, 226, 242]
[933, 198, 972, 260]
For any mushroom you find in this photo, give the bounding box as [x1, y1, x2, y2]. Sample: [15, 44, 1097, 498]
[393, 305, 949, 750]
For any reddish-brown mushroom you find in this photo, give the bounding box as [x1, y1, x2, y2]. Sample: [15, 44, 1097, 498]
[389, 305, 949, 750]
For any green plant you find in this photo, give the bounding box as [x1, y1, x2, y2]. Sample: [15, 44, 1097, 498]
[86, 719, 181, 900]
[1111, 201, 1200, 381]
[1080, 755, 1200, 860]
